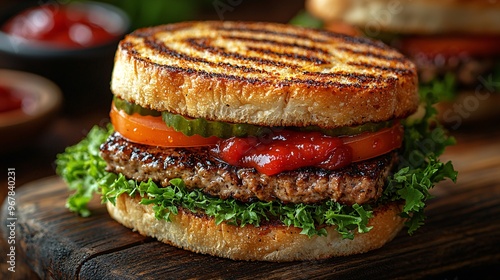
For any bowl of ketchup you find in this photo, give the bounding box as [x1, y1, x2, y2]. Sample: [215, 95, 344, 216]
[1, 1, 128, 53]
[0, 1, 130, 114]
[0, 69, 62, 150]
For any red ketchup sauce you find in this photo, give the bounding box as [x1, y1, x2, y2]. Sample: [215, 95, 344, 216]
[0, 85, 23, 113]
[213, 130, 354, 176]
[2, 5, 118, 48]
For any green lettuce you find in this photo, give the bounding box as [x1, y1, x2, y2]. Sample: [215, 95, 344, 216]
[289, 10, 324, 29]
[381, 85, 458, 233]
[55, 124, 113, 217]
[57, 132, 371, 238]
[56, 95, 457, 237]
[418, 72, 457, 102]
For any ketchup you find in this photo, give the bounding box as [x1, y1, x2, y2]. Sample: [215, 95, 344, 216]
[2, 5, 119, 48]
[0, 85, 23, 113]
[213, 130, 353, 176]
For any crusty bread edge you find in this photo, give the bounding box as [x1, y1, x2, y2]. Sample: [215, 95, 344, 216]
[106, 194, 405, 261]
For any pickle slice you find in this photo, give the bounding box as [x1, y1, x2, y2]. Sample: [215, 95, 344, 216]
[113, 96, 161, 117]
[161, 111, 271, 138]
[114, 97, 392, 138]
[162, 111, 392, 138]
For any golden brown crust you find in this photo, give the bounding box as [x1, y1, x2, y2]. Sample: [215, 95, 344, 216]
[111, 21, 418, 128]
[306, 0, 500, 35]
[106, 194, 405, 261]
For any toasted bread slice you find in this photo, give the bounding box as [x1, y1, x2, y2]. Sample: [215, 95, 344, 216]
[107, 195, 405, 261]
[111, 21, 418, 128]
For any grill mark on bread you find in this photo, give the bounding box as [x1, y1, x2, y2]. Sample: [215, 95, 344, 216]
[135, 59, 268, 85]
[348, 62, 415, 76]
[146, 39, 208, 64]
[122, 22, 415, 85]
[145, 39, 270, 75]
[121, 39, 402, 89]
[280, 78, 367, 89]
[222, 35, 331, 55]
[216, 26, 329, 43]
[214, 23, 390, 52]
[122, 41, 388, 88]
[301, 71, 397, 84]
[122, 22, 414, 85]
[246, 46, 329, 65]
[122, 49, 385, 90]
[132, 55, 374, 89]
[186, 38, 298, 69]
[338, 47, 407, 63]
[113, 21, 418, 127]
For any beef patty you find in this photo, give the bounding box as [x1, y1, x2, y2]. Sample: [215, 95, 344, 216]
[100, 132, 398, 205]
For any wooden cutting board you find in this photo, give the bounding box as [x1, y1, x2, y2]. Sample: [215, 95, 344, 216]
[2, 133, 500, 279]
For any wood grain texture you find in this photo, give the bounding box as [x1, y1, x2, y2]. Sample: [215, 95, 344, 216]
[1, 130, 499, 279]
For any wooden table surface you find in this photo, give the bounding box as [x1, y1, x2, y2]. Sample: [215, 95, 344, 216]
[1, 117, 499, 279]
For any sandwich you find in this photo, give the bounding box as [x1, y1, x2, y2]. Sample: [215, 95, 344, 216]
[56, 21, 456, 261]
[305, 0, 500, 126]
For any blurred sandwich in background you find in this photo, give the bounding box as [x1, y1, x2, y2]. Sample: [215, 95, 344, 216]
[304, 0, 500, 128]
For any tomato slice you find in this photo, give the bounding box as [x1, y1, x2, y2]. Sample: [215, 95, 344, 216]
[110, 103, 220, 147]
[344, 123, 403, 162]
[399, 35, 500, 58]
[110, 102, 403, 174]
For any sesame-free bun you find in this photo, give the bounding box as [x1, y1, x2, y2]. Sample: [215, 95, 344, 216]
[106, 194, 405, 262]
[306, 0, 500, 35]
[111, 21, 418, 129]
